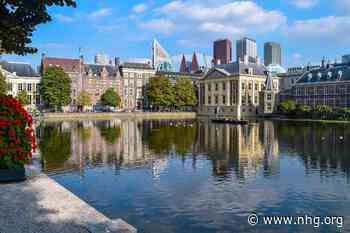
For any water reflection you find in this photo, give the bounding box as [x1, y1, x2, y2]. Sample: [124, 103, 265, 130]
[38, 119, 350, 233]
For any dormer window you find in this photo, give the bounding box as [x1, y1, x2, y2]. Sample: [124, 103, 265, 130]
[317, 72, 322, 79]
[307, 73, 312, 81]
[327, 71, 332, 79]
[338, 70, 343, 81]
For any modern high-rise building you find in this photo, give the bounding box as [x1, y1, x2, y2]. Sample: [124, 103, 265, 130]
[342, 54, 350, 63]
[264, 42, 282, 66]
[213, 39, 232, 65]
[236, 37, 257, 63]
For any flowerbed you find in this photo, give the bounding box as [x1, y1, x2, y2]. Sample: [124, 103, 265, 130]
[0, 96, 36, 169]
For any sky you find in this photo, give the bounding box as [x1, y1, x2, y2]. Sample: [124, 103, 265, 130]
[2, 0, 350, 69]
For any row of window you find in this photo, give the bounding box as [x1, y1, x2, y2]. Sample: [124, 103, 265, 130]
[295, 85, 350, 96]
[10, 83, 39, 93]
[207, 81, 277, 92]
[124, 72, 152, 79]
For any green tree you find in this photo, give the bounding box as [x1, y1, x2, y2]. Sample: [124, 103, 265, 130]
[0, 72, 7, 95]
[278, 100, 297, 115]
[40, 66, 71, 111]
[77, 91, 91, 111]
[17, 90, 30, 105]
[0, 0, 76, 55]
[314, 105, 332, 119]
[101, 88, 121, 107]
[146, 76, 175, 110]
[174, 77, 197, 109]
[296, 105, 311, 115]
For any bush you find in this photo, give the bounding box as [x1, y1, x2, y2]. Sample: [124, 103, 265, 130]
[0, 96, 36, 169]
[278, 100, 297, 115]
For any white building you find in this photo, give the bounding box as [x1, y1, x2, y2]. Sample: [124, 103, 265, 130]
[0, 61, 41, 109]
[237, 38, 258, 63]
[94, 54, 110, 65]
[120, 62, 156, 110]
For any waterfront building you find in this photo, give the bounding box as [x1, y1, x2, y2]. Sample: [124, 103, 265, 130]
[288, 61, 350, 109]
[0, 61, 41, 110]
[198, 61, 280, 119]
[264, 42, 282, 66]
[41, 54, 122, 111]
[119, 62, 155, 110]
[237, 38, 258, 64]
[213, 39, 232, 65]
[342, 54, 350, 64]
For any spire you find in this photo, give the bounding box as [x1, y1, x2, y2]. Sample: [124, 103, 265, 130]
[180, 54, 187, 73]
[265, 71, 273, 91]
[191, 52, 199, 72]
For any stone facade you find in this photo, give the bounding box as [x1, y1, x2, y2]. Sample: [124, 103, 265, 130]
[288, 62, 350, 109]
[0, 61, 41, 110]
[198, 61, 280, 119]
[120, 62, 155, 110]
[41, 55, 122, 111]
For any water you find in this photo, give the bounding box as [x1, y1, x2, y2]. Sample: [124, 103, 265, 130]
[38, 119, 350, 233]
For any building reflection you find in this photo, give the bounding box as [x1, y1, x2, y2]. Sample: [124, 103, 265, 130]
[196, 120, 279, 180]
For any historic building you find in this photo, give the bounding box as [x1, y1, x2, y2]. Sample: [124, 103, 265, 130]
[41, 54, 122, 111]
[198, 61, 280, 119]
[0, 61, 41, 110]
[289, 62, 350, 108]
[119, 62, 155, 110]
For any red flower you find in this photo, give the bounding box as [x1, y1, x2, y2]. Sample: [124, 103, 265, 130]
[8, 128, 16, 138]
[14, 120, 21, 126]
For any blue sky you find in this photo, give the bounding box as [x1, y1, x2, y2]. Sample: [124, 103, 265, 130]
[3, 0, 350, 69]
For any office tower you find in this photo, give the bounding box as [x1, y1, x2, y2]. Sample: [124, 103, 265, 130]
[342, 54, 350, 63]
[94, 54, 109, 65]
[213, 39, 232, 65]
[236, 37, 257, 63]
[264, 42, 282, 66]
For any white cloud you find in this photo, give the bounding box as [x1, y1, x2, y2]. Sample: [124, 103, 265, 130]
[285, 16, 350, 45]
[89, 8, 112, 18]
[141, 0, 286, 36]
[133, 3, 148, 13]
[290, 0, 318, 9]
[139, 19, 175, 35]
[292, 53, 302, 60]
[55, 14, 74, 23]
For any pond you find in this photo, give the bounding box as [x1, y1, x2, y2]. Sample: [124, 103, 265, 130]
[38, 119, 350, 233]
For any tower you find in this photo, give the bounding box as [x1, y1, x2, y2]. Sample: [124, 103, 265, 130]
[237, 37, 257, 63]
[191, 53, 199, 72]
[213, 39, 232, 65]
[260, 71, 278, 115]
[264, 42, 282, 66]
[180, 55, 188, 73]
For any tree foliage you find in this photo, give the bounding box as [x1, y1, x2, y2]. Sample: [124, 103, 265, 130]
[0, 72, 7, 95]
[77, 91, 91, 108]
[40, 66, 71, 111]
[0, 0, 76, 55]
[296, 105, 311, 114]
[17, 90, 30, 106]
[174, 77, 197, 108]
[278, 100, 296, 114]
[146, 76, 175, 109]
[101, 88, 121, 107]
[314, 105, 332, 114]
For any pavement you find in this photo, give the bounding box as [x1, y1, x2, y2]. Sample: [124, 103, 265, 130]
[0, 158, 137, 233]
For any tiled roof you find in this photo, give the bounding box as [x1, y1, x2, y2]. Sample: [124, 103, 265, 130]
[84, 64, 119, 77]
[43, 57, 81, 73]
[297, 63, 350, 84]
[121, 62, 153, 70]
[0, 61, 40, 77]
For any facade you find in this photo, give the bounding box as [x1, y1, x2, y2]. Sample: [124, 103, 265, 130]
[152, 39, 173, 71]
[342, 54, 350, 64]
[120, 62, 155, 110]
[213, 39, 232, 65]
[198, 61, 280, 119]
[0, 61, 41, 109]
[156, 71, 202, 85]
[264, 42, 282, 66]
[237, 38, 258, 63]
[41, 55, 122, 111]
[289, 62, 350, 109]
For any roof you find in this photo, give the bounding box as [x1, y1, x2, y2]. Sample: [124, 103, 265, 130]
[121, 62, 154, 70]
[42, 57, 81, 73]
[0, 61, 40, 77]
[84, 64, 119, 76]
[297, 63, 350, 84]
[215, 61, 266, 75]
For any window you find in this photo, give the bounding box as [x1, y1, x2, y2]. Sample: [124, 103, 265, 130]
[255, 83, 258, 91]
[242, 83, 245, 90]
[18, 83, 22, 91]
[267, 94, 272, 100]
[222, 82, 226, 91]
[208, 96, 211, 105]
[248, 83, 252, 90]
[27, 84, 32, 92]
[222, 95, 226, 105]
[215, 95, 218, 104]
[208, 84, 212, 92]
[35, 95, 40, 105]
[215, 83, 218, 91]
[254, 96, 258, 104]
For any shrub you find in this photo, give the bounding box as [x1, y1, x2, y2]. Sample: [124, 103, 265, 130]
[0, 96, 36, 169]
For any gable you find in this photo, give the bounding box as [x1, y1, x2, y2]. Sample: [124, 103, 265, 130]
[203, 68, 229, 80]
